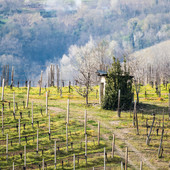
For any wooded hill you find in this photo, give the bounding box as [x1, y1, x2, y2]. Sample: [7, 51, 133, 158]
[0, 0, 170, 79]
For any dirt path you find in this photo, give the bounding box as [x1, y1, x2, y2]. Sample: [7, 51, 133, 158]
[89, 115, 157, 170]
[48, 107, 65, 112]
[33, 99, 157, 170]
[107, 121, 157, 170]
[87, 123, 138, 170]
[83, 115, 157, 170]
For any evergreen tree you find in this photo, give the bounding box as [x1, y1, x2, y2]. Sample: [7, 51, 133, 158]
[102, 57, 133, 110]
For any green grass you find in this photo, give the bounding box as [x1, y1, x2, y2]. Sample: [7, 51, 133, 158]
[0, 84, 169, 169]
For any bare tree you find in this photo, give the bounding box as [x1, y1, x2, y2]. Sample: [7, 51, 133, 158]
[72, 40, 99, 104]
[61, 38, 114, 104]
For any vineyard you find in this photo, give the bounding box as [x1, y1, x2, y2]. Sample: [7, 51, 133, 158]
[0, 85, 170, 169]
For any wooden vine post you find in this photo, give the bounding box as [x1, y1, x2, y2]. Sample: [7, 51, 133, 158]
[60, 71, 62, 97]
[146, 118, 148, 136]
[73, 154, 75, 170]
[104, 147, 106, 170]
[37, 129, 39, 152]
[42, 158, 44, 170]
[69, 81, 71, 93]
[140, 161, 143, 170]
[39, 71, 43, 96]
[24, 145, 26, 168]
[121, 161, 124, 170]
[19, 119, 21, 145]
[117, 89, 121, 117]
[67, 99, 70, 124]
[1, 78, 4, 101]
[56, 65, 60, 93]
[136, 105, 139, 135]
[85, 133, 87, 166]
[84, 110, 87, 135]
[85, 134, 87, 157]
[112, 134, 115, 158]
[66, 123, 68, 152]
[32, 102, 34, 128]
[146, 114, 155, 145]
[125, 147, 128, 170]
[54, 140, 56, 169]
[158, 112, 164, 158]
[26, 82, 30, 108]
[2, 104, 4, 134]
[11, 66, 14, 88]
[49, 112, 51, 139]
[13, 92, 15, 114]
[133, 100, 137, 127]
[6, 134, 8, 160]
[98, 121, 100, 145]
[169, 89, 170, 120]
[46, 91, 48, 115]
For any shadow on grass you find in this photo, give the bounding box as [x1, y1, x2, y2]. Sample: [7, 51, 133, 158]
[137, 103, 169, 116]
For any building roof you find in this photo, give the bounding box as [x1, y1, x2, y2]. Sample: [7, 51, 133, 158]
[96, 70, 133, 79]
[96, 70, 107, 76]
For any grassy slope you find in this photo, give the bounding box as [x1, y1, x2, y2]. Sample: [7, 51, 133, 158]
[0, 84, 169, 169]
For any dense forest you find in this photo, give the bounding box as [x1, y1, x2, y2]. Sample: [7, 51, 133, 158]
[0, 0, 170, 81]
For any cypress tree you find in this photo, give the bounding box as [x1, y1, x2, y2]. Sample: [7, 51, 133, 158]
[102, 57, 133, 110]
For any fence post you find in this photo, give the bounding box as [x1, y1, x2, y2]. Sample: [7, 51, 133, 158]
[112, 134, 115, 158]
[56, 65, 60, 92]
[37, 129, 39, 152]
[117, 89, 121, 117]
[84, 110, 87, 135]
[42, 158, 44, 170]
[104, 147, 106, 170]
[73, 154, 75, 170]
[146, 114, 155, 145]
[133, 100, 137, 127]
[26, 82, 30, 108]
[24, 145, 26, 168]
[169, 89, 170, 120]
[140, 161, 143, 170]
[13, 92, 15, 114]
[32, 102, 34, 127]
[39, 71, 43, 96]
[46, 91, 48, 115]
[19, 119, 21, 145]
[67, 99, 70, 124]
[60, 71, 62, 97]
[66, 123, 68, 152]
[6, 134, 8, 160]
[98, 121, 100, 145]
[1, 78, 4, 101]
[136, 106, 139, 135]
[49, 112, 51, 138]
[11, 66, 14, 88]
[125, 147, 128, 170]
[85, 134, 87, 157]
[54, 140, 56, 169]
[2, 104, 4, 134]
[121, 161, 124, 170]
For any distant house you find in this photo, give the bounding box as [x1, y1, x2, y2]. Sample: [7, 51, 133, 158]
[96, 70, 107, 104]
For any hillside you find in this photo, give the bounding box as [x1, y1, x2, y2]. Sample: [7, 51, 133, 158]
[130, 40, 170, 64]
[128, 40, 170, 83]
[0, 0, 170, 80]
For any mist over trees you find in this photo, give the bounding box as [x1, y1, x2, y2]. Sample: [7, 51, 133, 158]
[0, 0, 170, 81]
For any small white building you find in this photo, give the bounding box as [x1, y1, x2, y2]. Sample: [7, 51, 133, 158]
[96, 70, 107, 104]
